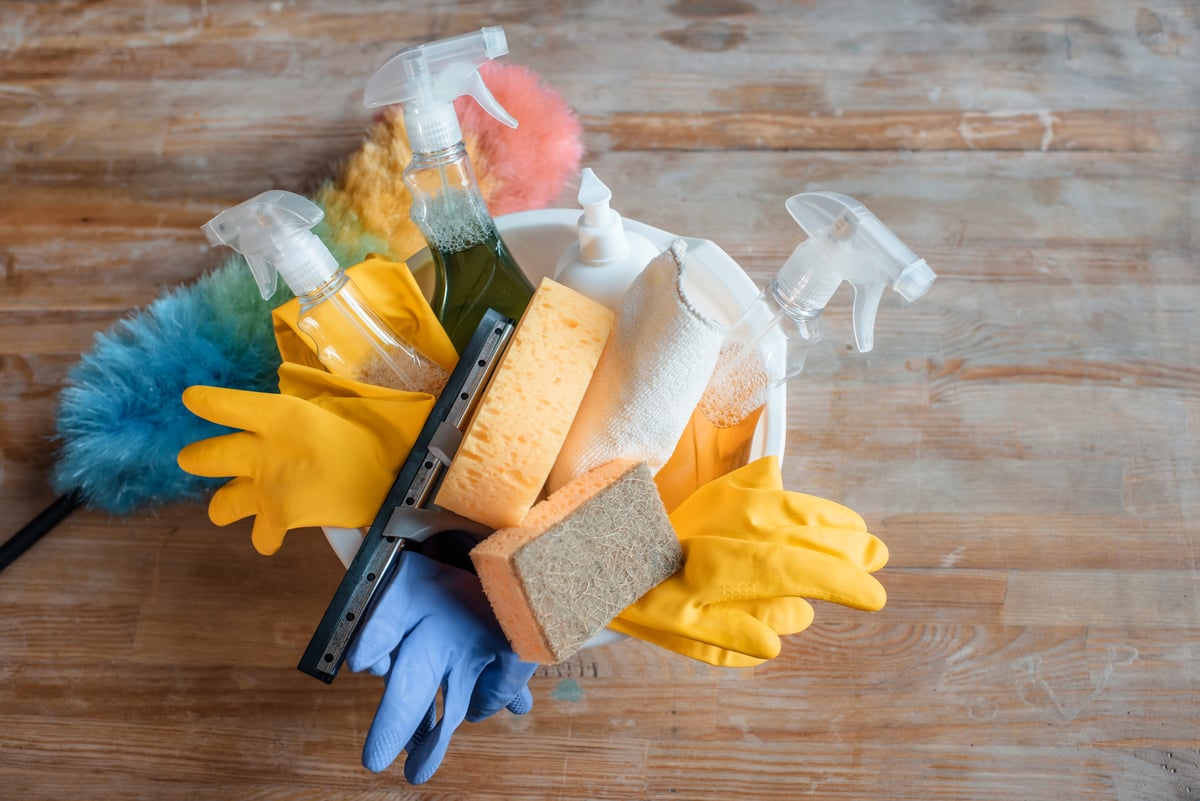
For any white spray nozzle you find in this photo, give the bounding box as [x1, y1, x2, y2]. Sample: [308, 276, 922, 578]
[773, 191, 936, 353]
[363, 26, 518, 153]
[203, 189, 340, 300]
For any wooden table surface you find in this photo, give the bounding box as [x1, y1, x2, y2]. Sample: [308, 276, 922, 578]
[2, 2, 1197, 799]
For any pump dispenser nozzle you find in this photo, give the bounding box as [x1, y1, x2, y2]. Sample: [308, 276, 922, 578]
[202, 190, 338, 301]
[554, 168, 662, 308]
[576, 168, 626, 265]
[775, 191, 936, 352]
[363, 26, 517, 154]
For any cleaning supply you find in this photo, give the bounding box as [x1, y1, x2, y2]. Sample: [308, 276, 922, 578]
[435, 278, 614, 530]
[178, 256, 456, 556]
[554, 167, 660, 308]
[270, 256, 459, 379]
[656, 191, 936, 510]
[203, 190, 450, 396]
[36, 65, 581, 543]
[317, 62, 583, 263]
[547, 240, 726, 492]
[611, 456, 890, 666]
[298, 310, 515, 684]
[364, 26, 536, 351]
[345, 550, 537, 783]
[177, 363, 436, 556]
[471, 460, 683, 664]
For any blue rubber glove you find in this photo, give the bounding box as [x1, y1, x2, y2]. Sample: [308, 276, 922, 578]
[346, 551, 537, 783]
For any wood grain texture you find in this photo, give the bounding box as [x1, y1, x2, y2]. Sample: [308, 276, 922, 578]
[2, 1, 1198, 799]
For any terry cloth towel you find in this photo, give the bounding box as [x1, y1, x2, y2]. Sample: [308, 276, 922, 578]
[548, 239, 725, 491]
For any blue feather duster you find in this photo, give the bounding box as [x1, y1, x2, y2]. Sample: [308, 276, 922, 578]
[51, 257, 282, 513]
[49, 213, 389, 514]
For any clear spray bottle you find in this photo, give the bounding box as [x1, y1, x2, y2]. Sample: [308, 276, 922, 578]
[656, 191, 936, 510]
[363, 26, 534, 352]
[203, 189, 449, 396]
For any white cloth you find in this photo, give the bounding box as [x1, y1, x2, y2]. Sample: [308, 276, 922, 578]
[548, 239, 726, 491]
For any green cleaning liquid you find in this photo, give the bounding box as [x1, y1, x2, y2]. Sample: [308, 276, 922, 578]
[406, 152, 534, 352]
[429, 224, 534, 351]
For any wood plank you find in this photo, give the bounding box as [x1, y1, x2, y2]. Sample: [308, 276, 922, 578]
[594, 109, 1200, 152]
[1005, 570, 1200, 627]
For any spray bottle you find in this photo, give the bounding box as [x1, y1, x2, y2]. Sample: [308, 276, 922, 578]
[363, 26, 534, 352]
[203, 189, 449, 396]
[554, 167, 661, 309]
[656, 191, 936, 510]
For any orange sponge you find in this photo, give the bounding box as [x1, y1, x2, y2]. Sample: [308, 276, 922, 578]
[435, 278, 614, 530]
[470, 460, 682, 664]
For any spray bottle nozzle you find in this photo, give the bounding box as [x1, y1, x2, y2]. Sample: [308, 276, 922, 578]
[202, 190, 339, 301]
[363, 26, 517, 153]
[773, 191, 936, 353]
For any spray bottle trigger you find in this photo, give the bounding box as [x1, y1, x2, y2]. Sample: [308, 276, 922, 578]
[849, 279, 885, 353]
[465, 69, 517, 129]
[243, 253, 279, 301]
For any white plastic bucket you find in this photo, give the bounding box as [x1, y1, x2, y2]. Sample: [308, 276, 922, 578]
[323, 209, 787, 647]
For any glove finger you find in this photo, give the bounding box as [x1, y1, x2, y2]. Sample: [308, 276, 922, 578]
[668, 457, 782, 526]
[346, 559, 420, 673]
[683, 535, 887, 612]
[505, 685, 534, 716]
[619, 578, 784, 660]
[667, 607, 781, 659]
[367, 652, 392, 677]
[406, 701, 437, 755]
[465, 659, 538, 722]
[249, 511, 287, 557]
[361, 625, 449, 774]
[670, 456, 870, 537]
[775, 490, 868, 531]
[608, 616, 770, 667]
[726, 596, 815, 637]
[404, 660, 479, 785]
[206, 476, 257, 526]
[181, 385, 284, 433]
[176, 431, 260, 479]
[762, 542, 888, 611]
[744, 524, 889, 573]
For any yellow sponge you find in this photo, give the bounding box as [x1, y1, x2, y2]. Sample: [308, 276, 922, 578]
[471, 460, 682, 664]
[435, 278, 614, 530]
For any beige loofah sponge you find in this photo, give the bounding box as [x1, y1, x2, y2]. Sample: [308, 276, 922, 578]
[470, 460, 683, 664]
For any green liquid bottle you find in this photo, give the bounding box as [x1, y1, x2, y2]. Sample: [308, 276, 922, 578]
[405, 146, 534, 351]
[364, 26, 535, 353]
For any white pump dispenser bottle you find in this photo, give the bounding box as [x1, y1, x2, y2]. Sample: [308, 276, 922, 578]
[554, 168, 661, 309]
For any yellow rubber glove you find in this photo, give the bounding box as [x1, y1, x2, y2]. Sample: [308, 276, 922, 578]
[611, 457, 888, 667]
[272, 256, 459, 374]
[179, 257, 454, 556]
[178, 363, 435, 556]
